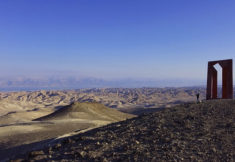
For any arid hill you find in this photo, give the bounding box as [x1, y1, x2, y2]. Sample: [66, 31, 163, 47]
[34, 102, 134, 122]
[0, 102, 134, 161]
[11, 99, 235, 161]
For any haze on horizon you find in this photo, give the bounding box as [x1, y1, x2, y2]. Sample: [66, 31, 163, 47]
[0, 0, 235, 88]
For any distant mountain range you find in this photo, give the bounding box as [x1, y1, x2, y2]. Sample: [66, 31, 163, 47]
[0, 77, 206, 91]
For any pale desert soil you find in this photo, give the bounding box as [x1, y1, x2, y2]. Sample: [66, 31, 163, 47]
[0, 102, 134, 161]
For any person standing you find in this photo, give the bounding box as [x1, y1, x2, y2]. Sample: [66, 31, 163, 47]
[196, 93, 200, 102]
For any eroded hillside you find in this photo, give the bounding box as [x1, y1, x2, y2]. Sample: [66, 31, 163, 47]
[0, 87, 206, 116]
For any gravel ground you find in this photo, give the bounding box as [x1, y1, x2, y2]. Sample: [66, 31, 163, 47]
[11, 100, 235, 162]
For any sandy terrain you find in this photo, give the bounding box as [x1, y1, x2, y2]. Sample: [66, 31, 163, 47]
[0, 102, 134, 161]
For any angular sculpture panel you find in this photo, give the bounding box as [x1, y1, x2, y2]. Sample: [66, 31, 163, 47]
[206, 59, 233, 100]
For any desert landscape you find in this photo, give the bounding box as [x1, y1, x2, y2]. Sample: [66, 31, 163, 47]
[7, 99, 235, 161]
[1, 1, 235, 161]
[0, 93, 135, 160]
[0, 87, 206, 160]
[0, 87, 207, 117]
[0, 87, 234, 161]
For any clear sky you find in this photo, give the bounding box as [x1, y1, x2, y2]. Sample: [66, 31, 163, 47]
[0, 0, 235, 83]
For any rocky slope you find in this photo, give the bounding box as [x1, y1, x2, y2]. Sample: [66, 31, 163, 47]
[11, 100, 234, 161]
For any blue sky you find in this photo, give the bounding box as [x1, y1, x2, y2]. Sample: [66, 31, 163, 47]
[0, 0, 235, 84]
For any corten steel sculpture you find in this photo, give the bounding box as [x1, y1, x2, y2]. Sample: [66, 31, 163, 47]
[206, 59, 233, 100]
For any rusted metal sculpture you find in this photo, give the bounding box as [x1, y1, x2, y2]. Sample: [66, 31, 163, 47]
[206, 59, 233, 100]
